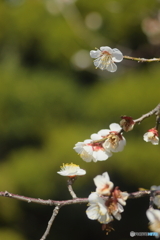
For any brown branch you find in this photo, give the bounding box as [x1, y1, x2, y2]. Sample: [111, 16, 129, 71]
[0, 191, 88, 206]
[123, 56, 160, 62]
[0, 190, 152, 205]
[67, 177, 77, 199]
[0, 189, 157, 240]
[128, 190, 150, 199]
[40, 205, 61, 240]
[134, 103, 160, 124]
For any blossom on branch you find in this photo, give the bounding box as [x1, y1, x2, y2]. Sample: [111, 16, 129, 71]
[73, 123, 126, 162]
[143, 128, 159, 145]
[100, 123, 126, 153]
[86, 172, 128, 225]
[73, 137, 112, 163]
[86, 192, 113, 224]
[57, 163, 86, 177]
[90, 46, 123, 72]
[94, 172, 114, 195]
[146, 208, 160, 236]
[120, 116, 135, 132]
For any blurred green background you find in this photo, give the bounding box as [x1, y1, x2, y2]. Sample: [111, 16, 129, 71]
[0, 0, 160, 239]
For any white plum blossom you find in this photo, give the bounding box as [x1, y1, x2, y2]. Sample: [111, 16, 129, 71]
[146, 208, 160, 236]
[93, 172, 114, 195]
[99, 123, 126, 153]
[73, 135, 112, 163]
[86, 192, 113, 224]
[90, 46, 123, 72]
[57, 163, 86, 177]
[86, 172, 128, 225]
[143, 128, 159, 145]
[73, 123, 126, 162]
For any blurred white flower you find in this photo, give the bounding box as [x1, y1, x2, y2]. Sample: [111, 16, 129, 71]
[143, 128, 159, 145]
[57, 163, 86, 177]
[94, 172, 114, 195]
[86, 192, 113, 224]
[90, 46, 123, 72]
[146, 208, 160, 235]
[99, 123, 126, 152]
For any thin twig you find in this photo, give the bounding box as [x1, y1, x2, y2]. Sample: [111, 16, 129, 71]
[128, 190, 150, 199]
[123, 56, 160, 62]
[134, 103, 160, 124]
[40, 205, 61, 240]
[68, 184, 77, 198]
[67, 177, 77, 199]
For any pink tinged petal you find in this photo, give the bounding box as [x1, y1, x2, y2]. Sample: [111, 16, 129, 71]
[112, 48, 123, 62]
[106, 61, 117, 72]
[90, 50, 101, 58]
[109, 123, 122, 132]
[94, 173, 110, 188]
[94, 172, 114, 195]
[100, 46, 112, 54]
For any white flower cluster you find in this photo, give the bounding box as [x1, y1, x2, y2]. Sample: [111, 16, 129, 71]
[73, 123, 126, 162]
[86, 172, 128, 224]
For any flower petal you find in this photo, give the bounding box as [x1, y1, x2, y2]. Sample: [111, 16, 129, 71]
[106, 61, 117, 72]
[90, 133, 102, 141]
[90, 50, 101, 58]
[112, 48, 123, 62]
[147, 208, 160, 223]
[100, 46, 112, 54]
[98, 129, 110, 136]
[109, 123, 122, 132]
[86, 205, 100, 220]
